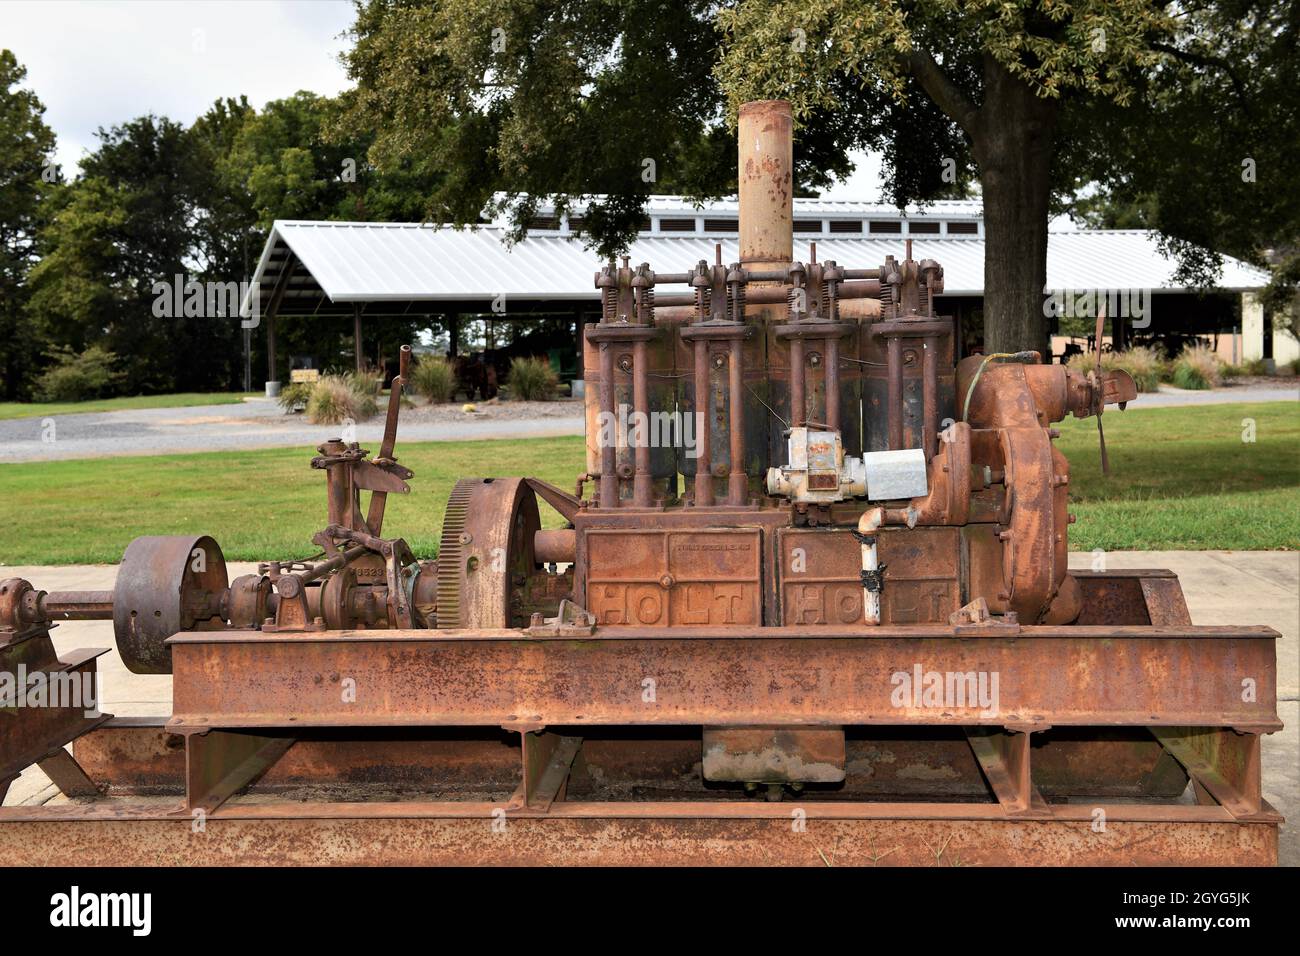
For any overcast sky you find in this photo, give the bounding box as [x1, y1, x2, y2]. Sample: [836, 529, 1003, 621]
[4, 0, 884, 199]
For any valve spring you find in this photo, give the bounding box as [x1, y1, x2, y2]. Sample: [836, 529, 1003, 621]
[640, 286, 655, 325]
[602, 285, 617, 323]
[694, 286, 710, 320]
[729, 283, 746, 323]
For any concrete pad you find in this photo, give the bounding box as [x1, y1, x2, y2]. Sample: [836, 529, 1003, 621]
[1067, 551, 1299, 698]
[4, 553, 1296, 865]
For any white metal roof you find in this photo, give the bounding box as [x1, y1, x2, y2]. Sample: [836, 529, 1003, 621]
[496, 194, 986, 221]
[242, 217, 1268, 315]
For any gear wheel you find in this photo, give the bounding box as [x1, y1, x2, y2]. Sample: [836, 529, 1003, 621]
[435, 478, 540, 628]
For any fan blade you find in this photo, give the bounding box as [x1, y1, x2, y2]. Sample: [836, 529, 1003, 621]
[1094, 309, 1106, 373]
[1097, 415, 1110, 477]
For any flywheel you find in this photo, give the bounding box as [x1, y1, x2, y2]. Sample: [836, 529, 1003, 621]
[435, 478, 541, 628]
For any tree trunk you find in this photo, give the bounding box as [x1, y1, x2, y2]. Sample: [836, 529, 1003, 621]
[973, 56, 1058, 357]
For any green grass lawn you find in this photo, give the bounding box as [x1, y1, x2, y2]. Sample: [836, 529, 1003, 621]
[1053, 400, 1299, 551]
[0, 392, 254, 421]
[0, 403, 1295, 565]
[0, 436, 585, 564]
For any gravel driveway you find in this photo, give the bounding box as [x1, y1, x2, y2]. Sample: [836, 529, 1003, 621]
[1135, 382, 1299, 406]
[2, 397, 584, 462]
[3, 382, 1293, 462]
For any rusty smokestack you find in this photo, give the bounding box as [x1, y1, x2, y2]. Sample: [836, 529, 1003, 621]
[737, 100, 794, 272]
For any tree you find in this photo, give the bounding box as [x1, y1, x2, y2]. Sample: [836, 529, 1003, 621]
[27, 115, 245, 393]
[1062, 1, 1300, 346]
[717, 1, 1174, 354]
[337, 0, 866, 259]
[0, 49, 58, 399]
[225, 92, 367, 226]
[25, 177, 128, 355]
[188, 96, 259, 282]
[218, 91, 432, 378]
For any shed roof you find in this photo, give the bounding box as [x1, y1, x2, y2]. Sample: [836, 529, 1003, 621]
[242, 214, 1268, 318]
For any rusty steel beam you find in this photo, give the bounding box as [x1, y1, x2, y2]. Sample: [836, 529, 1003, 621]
[0, 642, 112, 784]
[0, 802, 1278, 866]
[166, 626, 1279, 731]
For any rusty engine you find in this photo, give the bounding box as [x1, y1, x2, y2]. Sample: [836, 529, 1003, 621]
[0, 101, 1281, 866]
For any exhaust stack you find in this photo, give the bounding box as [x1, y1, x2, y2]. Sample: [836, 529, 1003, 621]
[737, 99, 794, 272]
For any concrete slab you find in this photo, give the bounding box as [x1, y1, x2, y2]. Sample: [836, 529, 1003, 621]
[4, 553, 1295, 865]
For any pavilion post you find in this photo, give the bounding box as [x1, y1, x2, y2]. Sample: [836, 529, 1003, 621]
[262, 250, 296, 397]
[266, 312, 277, 395]
[353, 304, 364, 372]
[574, 309, 586, 398]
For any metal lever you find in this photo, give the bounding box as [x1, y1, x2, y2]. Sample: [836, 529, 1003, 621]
[366, 344, 412, 534]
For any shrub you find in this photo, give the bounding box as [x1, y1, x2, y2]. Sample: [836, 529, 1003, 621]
[35, 346, 124, 402]
[1170, 344, 1221, 390]
[277, 383, 312, 413]
[1101, 346, 1163, 393]
[409, 356, 456, 403]
[306, 374, 379, 425]
[1222, 358, 1267, 378]
[507, 356, 559, 401]
[350, 382, 379, 419]
[1287, 357, 1300, 376]
[345, 369, 382, 399]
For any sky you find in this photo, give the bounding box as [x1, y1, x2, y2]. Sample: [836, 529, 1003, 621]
[3, 0, 886, 198]
[5, 0, 357, 175]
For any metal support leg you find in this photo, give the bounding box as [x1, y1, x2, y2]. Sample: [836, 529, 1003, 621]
[518, 731, 582, 811]
[184, 730, 295, 813]
[37, 748, 101, 798]
[1152, 727, 1264, 818]
[965, 728, 1050, 817]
